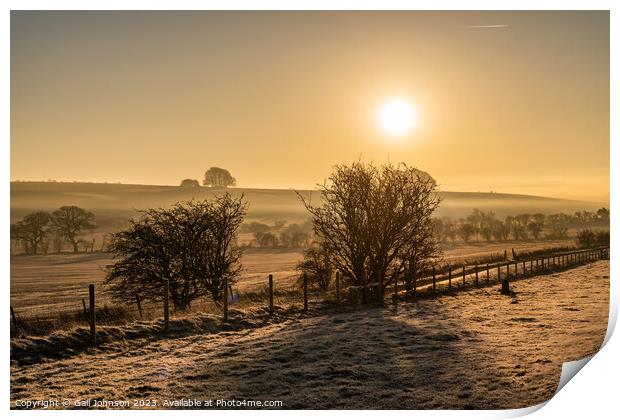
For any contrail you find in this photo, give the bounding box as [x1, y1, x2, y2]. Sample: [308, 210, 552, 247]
[461, 24, 509, 29]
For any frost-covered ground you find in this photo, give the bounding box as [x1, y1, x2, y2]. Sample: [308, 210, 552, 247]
[11, 261, 609, 409]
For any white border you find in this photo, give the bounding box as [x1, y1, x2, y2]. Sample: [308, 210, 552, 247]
[3, 2, 617, 419]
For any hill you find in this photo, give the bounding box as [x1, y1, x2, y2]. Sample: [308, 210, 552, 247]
[10, 181, 606, 230]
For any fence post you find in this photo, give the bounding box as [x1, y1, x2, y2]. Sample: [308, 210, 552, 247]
[303, 273, 308, 312]
[223, 277, 229, 322]
[10, 306, 17, 326]
[89, 284, 96, 345]
[501, 265, 511, 295]
[522, 260, 525, 275]
[474, 264, 479, 286]
[268, 274, 274, 315]
[432, 266, 436, 294]
[514, 262, 517, 277]
[448, 265, 452, 290]
[462, 264, 466, 287]
[335, 271, 341, 305]
[497, 263, 501, 282]
[163, 279, 169, 333]
[530, 260, 533, 273]
[486, 263, 490, 285]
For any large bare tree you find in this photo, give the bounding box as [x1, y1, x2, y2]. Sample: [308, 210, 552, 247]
[105, 194, 247, 310]
[51, 206, 96, 253]
[298, 162, 441, 302]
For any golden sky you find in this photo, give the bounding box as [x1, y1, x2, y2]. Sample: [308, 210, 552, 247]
[11, 11, 609, 202]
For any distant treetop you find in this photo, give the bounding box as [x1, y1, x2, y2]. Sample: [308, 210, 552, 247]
[180, 179, 200, 188]
[203, 167, 236, 188]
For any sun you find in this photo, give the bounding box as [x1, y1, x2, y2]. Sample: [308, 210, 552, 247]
[379, 98, 416, 136]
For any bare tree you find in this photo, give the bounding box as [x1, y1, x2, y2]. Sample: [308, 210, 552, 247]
[105, 194, 247, 309]
[457, 221, 475, 243]
[51, 206, 96, 253]
[10, 212, 52, 255]
[254, 231, 278, 247]
[298, 162, 441, 301]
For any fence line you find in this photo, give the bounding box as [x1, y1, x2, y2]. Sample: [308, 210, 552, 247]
[11, 246, 610, 342]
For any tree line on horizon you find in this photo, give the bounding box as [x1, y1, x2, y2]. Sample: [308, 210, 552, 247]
[433, 207, 609, 244]
[10, 206, 96, 255]
[180, 167, 236, 188]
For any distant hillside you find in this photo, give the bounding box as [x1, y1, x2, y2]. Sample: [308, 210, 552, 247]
[10, 182, 607, 229]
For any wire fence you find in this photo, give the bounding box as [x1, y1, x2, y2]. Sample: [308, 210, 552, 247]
[10, 246, 610, 341]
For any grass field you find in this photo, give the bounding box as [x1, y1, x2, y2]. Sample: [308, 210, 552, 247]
[10, 261, 610, 409]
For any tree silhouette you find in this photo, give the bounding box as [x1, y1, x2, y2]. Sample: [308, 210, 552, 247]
[51, 206, 96, 253]
[203, 167, 236, 188]
[10, 212, 51, 254]
[105, 194, 247, 309]
[298, 162, 440, 301]
[180, 179, 200, 188]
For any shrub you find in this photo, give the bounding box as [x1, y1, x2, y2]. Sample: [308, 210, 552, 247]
[297, 244, 332, 291]
[105, 194, 247, 309]
[298, 161, 441, 301]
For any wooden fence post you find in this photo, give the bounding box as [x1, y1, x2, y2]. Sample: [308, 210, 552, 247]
[448, 265, 452, 290]
[497, 263, 501, 282]
[163, 279, 169, 333]
[462, 264, 466, 287]
[89, 284, 96, 345]
[10, 306, 17, 326]
[268, 274, 274, 315]
[432, 266, 436, 294]
[486, 263, 490, 285]
[303, 273, 308, 312]
[522, 260, 526, 275]
[501, 265, 511, 295]
[474, 264, 479, 286]
[335, 271, 341, 305]
[223, 277, 229, 322]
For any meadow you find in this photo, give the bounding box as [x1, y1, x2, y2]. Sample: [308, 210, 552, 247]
[11, 261, 610, 409]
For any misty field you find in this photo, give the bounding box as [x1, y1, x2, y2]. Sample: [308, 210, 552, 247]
[10, 261, 609, 409]
[10, 181, 606, 230]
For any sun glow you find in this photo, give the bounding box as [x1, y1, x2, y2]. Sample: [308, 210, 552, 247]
[379, 99, 416, 136]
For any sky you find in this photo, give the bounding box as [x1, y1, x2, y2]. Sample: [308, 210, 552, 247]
[11, 11, 609, 202]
